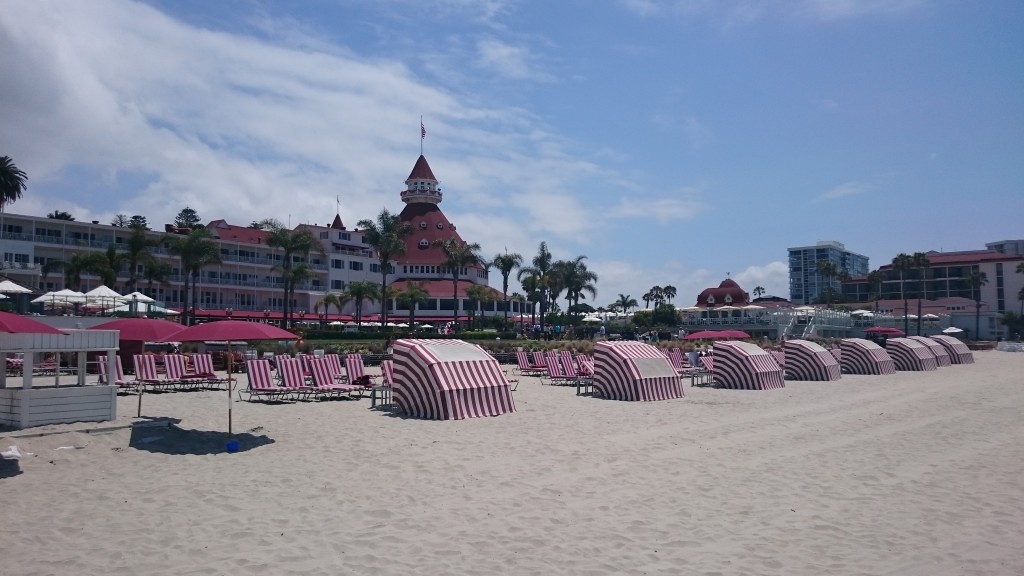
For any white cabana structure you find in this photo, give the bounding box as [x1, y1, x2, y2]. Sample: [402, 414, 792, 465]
[839, 338, 896, 375]
[782, 339, 842, 381]
[1, 330, 120, 428]
[592, 341, 683, 401]
[886, 338, 939, 372]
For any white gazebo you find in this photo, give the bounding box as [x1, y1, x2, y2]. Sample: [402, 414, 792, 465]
[0, 329, 120, 428]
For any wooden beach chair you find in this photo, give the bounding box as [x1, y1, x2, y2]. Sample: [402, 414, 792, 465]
[239, 359, 291, 402]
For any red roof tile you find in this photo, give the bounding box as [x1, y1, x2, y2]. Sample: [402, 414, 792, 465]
[407, 155, 436, 181]
[207, 220, 269, 244]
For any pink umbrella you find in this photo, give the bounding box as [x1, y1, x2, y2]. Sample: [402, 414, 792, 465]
[684, 330, 732, 340]
[90, 318, 187, 417]
[161, 321, 298, 434]
[720, 330, 751, 339]
[0, 311, 66, 334]
[90, 318, 185, 342]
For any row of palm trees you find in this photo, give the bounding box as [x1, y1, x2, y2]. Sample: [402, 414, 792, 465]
[641, 285, 677, 308]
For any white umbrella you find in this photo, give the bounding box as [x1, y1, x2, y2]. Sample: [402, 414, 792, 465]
[942, 327, 964, 334]
[32, 289, 86, 306]
[794, 305, 817, 312]
[922, 313, 940, 320]
[328, 320, 345, 326]
[582, 315, 602, 323]
[742, 304, 765, 310]
[85, 285, 126, 307]
[0, 279, 32, 294]
[124, 291, 155, 303]
[107, 302, 180, 315]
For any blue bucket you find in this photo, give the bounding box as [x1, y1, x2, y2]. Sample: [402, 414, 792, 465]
[225, 440, 240, 453]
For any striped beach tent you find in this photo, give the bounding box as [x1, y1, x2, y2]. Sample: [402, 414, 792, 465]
[907, 336, 952, 367]
[930, 335, 975, 364]
[839, 338, 896, 375]
[885, 338, 939, 372]
[593, 341, 683, 401]
[391, 339, 516, 420]
[783, 339, 842, 381]
[712, 341, 785, 390]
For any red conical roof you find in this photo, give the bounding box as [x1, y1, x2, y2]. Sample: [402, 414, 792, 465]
[407, 155, 437, 181]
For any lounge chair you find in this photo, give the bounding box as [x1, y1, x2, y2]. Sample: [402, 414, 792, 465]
[324, 353, 348, 383]
[514, 350, 545, 377]
[133, 354, 177, 392]
[97, 356, 136, 392]
[693, 356, 715, 387]
[276, 357, 316, 400]
[239, 359, 291, 401]
[542, 351, 578, 386]
[308, 357, 362, 399]
[370, 359, 395, 409]
[193, 353, 229, 388]
[345, 353, 378, 390]
[164, 354, 208, 390]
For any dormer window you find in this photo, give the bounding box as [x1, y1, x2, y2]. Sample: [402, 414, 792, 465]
[419, 222, 427, 229]
[436, 223, 444, 229]
[418, 239, 429, 248]
[724, 294, 733, 303]
[450, 224, 456, 230]
[707, 296, 716, 304]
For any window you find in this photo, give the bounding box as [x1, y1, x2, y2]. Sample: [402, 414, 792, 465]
[420, 222, 427, 229]
[348, 261, 363, 271]
[319, 231, 328, 239]
[332, 259, 344, 269]
[370, 263, 381, 273]
[436, 223, 443, 229]
[419, 239, 429, 248]
[340, 232, 351, 241]
[331, 280, 344, 290]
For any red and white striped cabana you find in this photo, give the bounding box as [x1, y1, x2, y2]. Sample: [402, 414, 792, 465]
[839, 338, 896, 375]
[711, 341, 785, 390]
[907, 336, 952, 367]
[391, 339, 516, 420]
[930, 335, 975, 364]
[885, 338, 939, 372]
[593, 341, 683, 401]
[783, 339, 842, 381]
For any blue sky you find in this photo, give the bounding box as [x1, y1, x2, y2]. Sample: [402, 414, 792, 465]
[2, 0, 1022, 306]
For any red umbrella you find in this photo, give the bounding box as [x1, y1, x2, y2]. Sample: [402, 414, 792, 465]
[90, 318, 188, 418]
[90, 318, 185, 342]
[684, 330, 732, 340]
[720, 330, 751, 339]
[161, 321, 298, 434]
[0, 311, 66, 335]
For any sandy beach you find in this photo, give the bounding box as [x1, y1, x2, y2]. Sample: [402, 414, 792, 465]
[2, 350, 1023, 576]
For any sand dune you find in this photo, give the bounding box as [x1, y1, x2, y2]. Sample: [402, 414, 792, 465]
[2, 351, 1022, 575]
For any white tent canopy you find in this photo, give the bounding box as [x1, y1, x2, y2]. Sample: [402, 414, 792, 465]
[124, 291, 155, 303]
[85, 285, 125, 306]
[0, 279, 33, 294]
[32, 289, 86, 306]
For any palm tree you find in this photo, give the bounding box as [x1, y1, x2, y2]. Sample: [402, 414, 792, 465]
[357, 209, 413, 329]
[520, 274, 541, 327]
[123, 225, 158, 292]
[47, 210, 75, 221]
[559, 256, 598, 315]
[491, 251, 523, 328]
[41, 252, 110, 291]
[642, 290, 653, 309]
[396, 281, 429, 327]
[517, 242, 555, 329]
[434, 238, 482, 332]
[614, 294, 638, 315]
[966, 269, 988, 339]
[165, 228, 221, 325]
[911, 252, 931, 335]
[314, 292, 349, 325]
[816, 260, 839, 308]
[866, 270, 884, 312]
[344, 281, 380, 326]
[98, 245, 124, 287]
[465, 284, 494, 331]
[752, 286, 766, 300]
[0, 156, 28, 211]
[891, 253, 914, 335]
[143, 260, 171, 294]
[261, 219, 323, 328]
[662, 285, 677, 304]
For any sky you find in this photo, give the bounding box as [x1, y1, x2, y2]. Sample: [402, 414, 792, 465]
[2, 0, 1022, 307]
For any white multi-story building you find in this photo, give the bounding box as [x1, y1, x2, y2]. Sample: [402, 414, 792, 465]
[788, 240, 870, 305]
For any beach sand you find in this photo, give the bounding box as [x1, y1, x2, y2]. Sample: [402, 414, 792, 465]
[2, 351, 1023, 575]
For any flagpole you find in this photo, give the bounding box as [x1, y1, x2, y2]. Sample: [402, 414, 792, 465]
[420, 115, 424, 156]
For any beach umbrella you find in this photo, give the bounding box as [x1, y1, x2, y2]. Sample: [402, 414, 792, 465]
[124, 291, 155, 303]
[941, 327, 964, 334]
[0, 279, 32, 294]
[864, 326, 906, 337]
[161, 320, 298, 434]
[720, 330, 751, 339]
[90, 317, 185, 343]
[684, 330, 733, 340]
[84, 285, 126, 308]
[0, 311, 67, 334]
[90, 317, 187, 418]
[922, 314, 940, 320]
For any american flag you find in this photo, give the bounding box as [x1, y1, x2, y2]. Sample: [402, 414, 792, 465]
[421, 121, 426, 140]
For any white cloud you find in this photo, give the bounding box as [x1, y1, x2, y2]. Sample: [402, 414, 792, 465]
[476, 38, 539, 80]
[618, 0, 926, 23]
[815, 181, 872, 202]
[800, 0, 925, 21]
[613, 195, 705, 223]
[732, 261, 789, 298]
